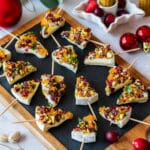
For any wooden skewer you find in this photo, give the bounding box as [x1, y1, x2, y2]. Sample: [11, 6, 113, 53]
[4, 37, 15, 49]
[51, 34, 61, 48]
[0, 100, 17, 117]
[51, 59, 55, 75]
[87, 101, 97, 120]
[115, 48, 141, 55]
[12, 119, 37, 124]
[0, 27, 19, 40]
[0, 74, 5, 78]
[89, 39, 109, 47]
[80, 138, 84, 150]
[126, 57, 138, 70]
[57, 4, 64, 14]
[130, 117, 150, 126]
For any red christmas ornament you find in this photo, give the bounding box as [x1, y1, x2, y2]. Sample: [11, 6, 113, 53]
[120, 32, 139, 50]
[136, 25, 150, 42]
[132, 138, 150, 150]
[0, 0, 22, 27]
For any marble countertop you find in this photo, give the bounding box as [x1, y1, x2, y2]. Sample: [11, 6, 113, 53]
[0, 0, 150, 149]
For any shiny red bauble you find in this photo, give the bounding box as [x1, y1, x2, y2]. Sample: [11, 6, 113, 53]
[120, 33, 139, 50]
[0, 0, 22, 27]
[132, 138, 150, 150]
[136, 25, 150, 42]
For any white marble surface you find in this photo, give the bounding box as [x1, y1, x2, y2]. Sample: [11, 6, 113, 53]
[0, 105, 47, 150]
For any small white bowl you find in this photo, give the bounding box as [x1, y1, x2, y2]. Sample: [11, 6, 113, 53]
[97, 0, 118, 15]
[73, 0, 145, 32]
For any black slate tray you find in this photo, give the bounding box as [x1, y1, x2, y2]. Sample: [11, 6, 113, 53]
[0, 22, 150, 150]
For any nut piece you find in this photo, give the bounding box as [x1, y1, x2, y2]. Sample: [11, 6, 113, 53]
[8, 131, 21, 143]
[0, 133, 8, 142]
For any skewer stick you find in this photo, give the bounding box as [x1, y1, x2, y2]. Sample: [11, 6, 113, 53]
[0, 74, 5, 78]
[130, 117, 150, 126]
[115, 48, 141, 55]
[80, 138, 84, 150]
[89, 39, 109, 47]
[51, 34, 61, 48]
[4, 37, 15, 49]
[87, 101, 97, 120]
[0, 27, 19, 40]
[126, 57, 138, 70]
[57, 4, 64, 14]
[0, 100, 17, 117]
[12, 119, 37, 124]
[51, 59, 55, 75]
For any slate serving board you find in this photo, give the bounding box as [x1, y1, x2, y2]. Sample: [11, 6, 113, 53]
[0, 10, 150, 150]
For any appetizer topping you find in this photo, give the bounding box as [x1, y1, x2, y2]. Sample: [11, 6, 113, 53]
[0, 48, 11, 66]
[117, 79, 148, 104]
[3, 61, 37, 83]
[61, 26, 91, 45]
[74, 114, 98, 133]
[41, 10, 65, 37]
[86, 45, 114, 60]
[36, 106, 73, 125]
[41, 74, 66, 105]
[105, 66, 132, 94]
[99, 106, 131, 122]
[53, 46, 78, 68]
[13, 80, 40, 99]
[75, 75, 97, 97]
[16, 32, 48, 57]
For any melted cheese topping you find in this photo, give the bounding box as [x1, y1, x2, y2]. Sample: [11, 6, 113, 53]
[62, 27, 91, 45]
[73, 114, 97, 133]
[86, 45, 114, 59]
[3, 61, 37, 82]
[75, 76, 97, 97]
[41, 74, 66, 103]
[16, 32, 48, 57]
[53, 46, 78, 68]
[118, 79, 146, 104]
[106, 66, 132, 93]
[36, 106, 73, 124]
[99, 106, 131, 122]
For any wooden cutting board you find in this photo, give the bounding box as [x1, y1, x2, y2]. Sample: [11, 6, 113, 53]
[106, 115, 150, 150]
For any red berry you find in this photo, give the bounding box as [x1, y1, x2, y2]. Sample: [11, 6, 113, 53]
[93, 7, 104, 17]
[136, 25, 150, 42]
[132, 138, 150, 150]
[104, 13, 115, 27]
[0, 0, 22, 27]
[117, 9, 129, 16]
[118, 0, 126, 9]
[120, 32, 139, 50]
[85, 0, 98, 13]
[104, 130, 119, 143]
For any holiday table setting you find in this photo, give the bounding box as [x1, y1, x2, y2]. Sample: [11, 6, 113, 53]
[0, 0, 150, 150]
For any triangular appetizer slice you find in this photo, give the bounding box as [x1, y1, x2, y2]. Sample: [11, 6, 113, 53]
[75, 76, 99, 105]
[117, 79, 148, 105]
[2, 60, 37, 84]
[105, 66, 132, 96]
[11, 80, 40, 105]
[51, 45, 78, 73]
[61, 26, 92, 49]
[15, 32, 48, 59]
[99, 106, 132, 128]
[40, 10, 65, 38]
[0, 47, 11, 68]
[71, 114, 98, 143]
[84, 45, 115, 67]
[41, 74, 66, 107]
[35, 106, 73, 131]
